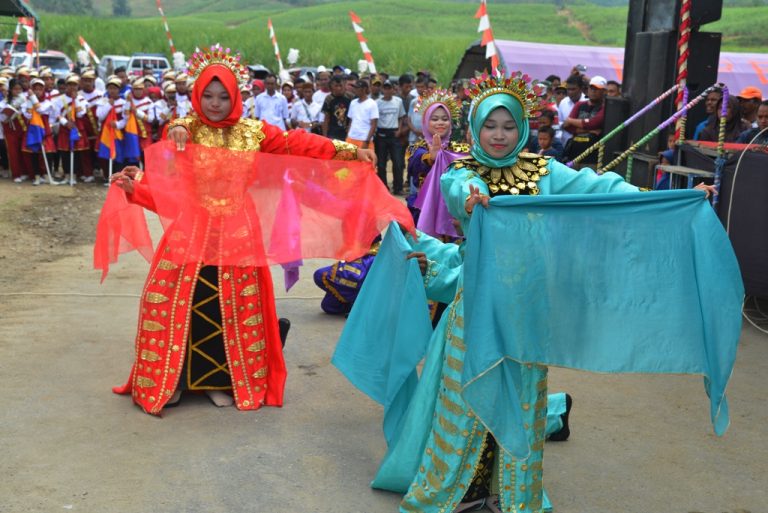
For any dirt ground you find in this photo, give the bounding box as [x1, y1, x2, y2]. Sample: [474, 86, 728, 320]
[0, 179, 766, 513]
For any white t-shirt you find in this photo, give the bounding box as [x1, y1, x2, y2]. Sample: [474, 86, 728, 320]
[347, 97, 379, 141]
[557, 93, 585, 143]
[376, 96, 405, 130]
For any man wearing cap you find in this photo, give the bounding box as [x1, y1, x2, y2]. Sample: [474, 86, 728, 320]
[737, 86, 763, 128]
[80, 68, 104, 179]
[346, 79, 378, 149]
[53, 74, 92, 181]
[126, 77, 153, 155]
[374, 80, 406, 193]
[370, 76, 382, 101]
[174, 73, 192, 117]
[113, 66, 130, 96]
[96, 75, 128, 176]
[150, 81, 184, 138]
[16, 66, 31, 92]
[21, 77, 56, 185]
[562, 75, 607, 165]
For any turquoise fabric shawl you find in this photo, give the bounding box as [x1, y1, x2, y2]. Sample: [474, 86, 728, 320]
[462, 189, 744, 457]
[332, 226, 433, 443]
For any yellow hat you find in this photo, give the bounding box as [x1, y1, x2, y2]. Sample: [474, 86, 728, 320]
[162, 70, 177, 81]
[30, 78, 45, 87]
[38, 66, 53, 78]
[162, 82, 176, 94]
[15, 66, 31, 76]
[106, 75, 122, 88]
[81, 68, 97, 79]
[144, 75, 157, 85]
[175, 73, 189, 83]
[28, 70, 39, 79]
[131, 77, 145, 89]
[65, 74, 80, 85]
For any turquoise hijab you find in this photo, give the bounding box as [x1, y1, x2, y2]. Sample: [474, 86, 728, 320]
[469, 92, 530, 167]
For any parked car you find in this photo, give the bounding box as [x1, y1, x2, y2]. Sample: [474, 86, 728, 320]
[10, 51, 73, 79]
[127, 53, 170, 81]
[97, 54, 130, 79]
[0, 38, 29, 63]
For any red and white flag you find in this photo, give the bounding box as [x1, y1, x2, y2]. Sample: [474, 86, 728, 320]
[349, 11, 376, 75]
[156, 0, 176, 54]
[78, 35, 100, 65]
[475, 0, 500, 76]
[267, 18, 285, 73]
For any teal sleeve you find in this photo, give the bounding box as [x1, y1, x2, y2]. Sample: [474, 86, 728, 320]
[406, 230, 464, 304]
[546, 159, 640, 194]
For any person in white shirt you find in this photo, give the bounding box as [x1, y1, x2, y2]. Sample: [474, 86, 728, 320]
[557, 74, 586, 145]
[312, 71, 331, 106]
[346, 79, 378, 149]
[22, 78, 57, 185]
[291, 83, 322, 133]
[240, 84, 251, 118]
[254, 74, 290, 130]
[374, 80, 406, 193]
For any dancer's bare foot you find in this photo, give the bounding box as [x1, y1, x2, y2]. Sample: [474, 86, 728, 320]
[205, 390, 234, 407]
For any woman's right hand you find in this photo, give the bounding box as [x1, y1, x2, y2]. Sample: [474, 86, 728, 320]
[109, 166, 141, 195]
[428, 133, 441, 162]
[464, 184, 489, 214]
[168, 126, 189, 151]
[406, 252, 428, 276]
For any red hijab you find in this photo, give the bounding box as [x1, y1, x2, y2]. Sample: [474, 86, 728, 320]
[191, 64, 244, 128]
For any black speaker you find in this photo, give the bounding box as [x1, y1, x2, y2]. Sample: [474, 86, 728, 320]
[691, 0, 723, 28]
[625, 31, 677, 156]
[681, 31, 722, 134]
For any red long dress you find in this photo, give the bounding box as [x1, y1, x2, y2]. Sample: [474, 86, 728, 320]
[112, 115, 356, 415]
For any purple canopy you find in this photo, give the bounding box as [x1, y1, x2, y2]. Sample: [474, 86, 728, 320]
[454, 39, 768, 98]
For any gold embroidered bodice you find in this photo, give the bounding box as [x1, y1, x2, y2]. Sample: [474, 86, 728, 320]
[168, 114, 266, 151]
[406, 139, 471, 164]
[453, 152, 550, 196]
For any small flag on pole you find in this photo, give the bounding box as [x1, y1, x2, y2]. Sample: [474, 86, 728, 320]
[156, 0, 176, 54]
[78, 36, 101, 65]
[267, 19, 285, 73]
[349, 11, 376, 75]
[475, 0, 501, 76]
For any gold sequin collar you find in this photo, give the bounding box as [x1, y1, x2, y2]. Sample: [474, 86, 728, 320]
[454, 152, 550, 196]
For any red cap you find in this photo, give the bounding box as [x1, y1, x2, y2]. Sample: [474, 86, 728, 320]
[737, 86, 763, 100]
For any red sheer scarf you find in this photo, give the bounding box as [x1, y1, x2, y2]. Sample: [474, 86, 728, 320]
[94, 141, 414, 280]
[191, 64, 243, 127]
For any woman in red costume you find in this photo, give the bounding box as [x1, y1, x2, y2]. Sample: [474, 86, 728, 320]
[109, 46, 376, 415]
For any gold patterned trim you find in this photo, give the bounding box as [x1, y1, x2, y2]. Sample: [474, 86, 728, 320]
[449, 334, 466, 352]
[243, 313, 263, 326]
[446, 356, 463, 372]
[140, 349, 160, 362]
[439, 415, 459, 435]
[433, 430, 455, 456]
[331, 139, 358, 160]
[142, 320, 165, 331]
[146, 292, 170, 304]
[426, 470, 443, 491]
[454, 153, 550, 196]
[246, 339, 266, 352]
[136, 376, 157, 388]
[240, 284, 258, 297]
[441, 394, 465, 416]
[157, 259, 178, 271]
[430, 451, 449, 475]
[443, 376, 461, 393]
[252, 367, 268, 379]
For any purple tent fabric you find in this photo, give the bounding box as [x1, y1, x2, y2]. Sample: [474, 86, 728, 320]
[484, 40, 767, 98]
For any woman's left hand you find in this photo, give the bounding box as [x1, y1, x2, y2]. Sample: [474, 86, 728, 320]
[406, 252, 428, 276]
[694, 183, 717, 198]
[357, 148, 377, 166]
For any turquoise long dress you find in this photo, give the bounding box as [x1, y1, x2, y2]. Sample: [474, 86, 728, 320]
[396, 155, 638, 513]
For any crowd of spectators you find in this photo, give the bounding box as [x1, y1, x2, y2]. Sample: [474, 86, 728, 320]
[0, 59, 765, 190]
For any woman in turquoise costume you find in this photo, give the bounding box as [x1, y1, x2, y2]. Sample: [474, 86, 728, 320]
[335, 72, 729, 513]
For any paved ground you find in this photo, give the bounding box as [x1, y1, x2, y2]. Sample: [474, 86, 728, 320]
[0, 181, 765, 513]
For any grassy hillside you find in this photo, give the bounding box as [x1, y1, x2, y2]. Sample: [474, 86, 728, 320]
[28, 0, 768, 83]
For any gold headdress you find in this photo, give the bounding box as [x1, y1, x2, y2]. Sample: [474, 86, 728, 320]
[415, 88, 461, 121]
[187, 44, 249, 87]
[465, 71, 544, 119]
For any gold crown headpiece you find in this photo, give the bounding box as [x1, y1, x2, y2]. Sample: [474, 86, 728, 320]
[415, 88, 461, 121]
[188, 44, 249, 87]
[465, 71, 544, 119]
